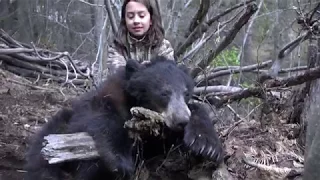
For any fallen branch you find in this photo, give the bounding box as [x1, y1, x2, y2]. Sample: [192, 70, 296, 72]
[194, 85, 244, 95]
[264, 65, 320, 88]
[4, 64, 87, 85]
[208, 65, 320, 107]
[253, 66, 308, 74]
[7, 79, 57, 92]
[0, 54, 86, 79]
[207, 87, 265, 108]
[0, 29, 91, 85]
[195, 60, 272, 83]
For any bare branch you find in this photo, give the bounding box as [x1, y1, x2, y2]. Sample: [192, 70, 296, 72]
[0, 55, 84, 79]
[0, 30, 91, 83]
[191, 3, 258, 77]
[154, 0, 162, 26]
[194, 85, 244, 94]
[308, 2, 320, 22]
[7, 79, 58, 92]
[207, 87, 265, 108]
[236, 0, 264, 83]
[181, 24, 228, 62]
[195, 60, 272, 83]
[0, 47, 42, 54]
[278, 31, 312, 59]
[104, 0, 118, 34]
[264, 66, 320, 88]
[78, 0, 105, 7]
[209, 65, 320, 107]
[254, 66, 308, 74]
[0, 29, 24, 48]
[207, 0, 256, 26]
[175, 0, 256, 58]
[187, 0, 210, 35]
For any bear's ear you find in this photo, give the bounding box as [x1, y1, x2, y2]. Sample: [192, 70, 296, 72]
[125, 59, 143, 79]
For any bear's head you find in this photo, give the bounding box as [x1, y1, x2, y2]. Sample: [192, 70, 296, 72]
[125, 56, 194, 130]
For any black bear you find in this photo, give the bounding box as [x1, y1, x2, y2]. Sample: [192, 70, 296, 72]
[24, 56, 223, 180]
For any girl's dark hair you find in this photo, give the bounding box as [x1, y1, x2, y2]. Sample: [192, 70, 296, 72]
[113, 0, 164, 51]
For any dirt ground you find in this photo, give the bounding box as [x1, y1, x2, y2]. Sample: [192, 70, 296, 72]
[0, 68, 305, 180]
[0, 68, 80, 180]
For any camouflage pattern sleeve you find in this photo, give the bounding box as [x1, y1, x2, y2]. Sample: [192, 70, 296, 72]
[158, 39, 175, 61]
[106, 43, 127, 75]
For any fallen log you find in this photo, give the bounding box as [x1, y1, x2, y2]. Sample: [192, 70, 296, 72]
[41, 132, 98, 164]
[41, 107, 165, 164]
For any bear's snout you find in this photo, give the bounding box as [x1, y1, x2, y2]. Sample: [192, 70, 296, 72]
[172, 109, 190, 129]
[162, 93, 191, 130]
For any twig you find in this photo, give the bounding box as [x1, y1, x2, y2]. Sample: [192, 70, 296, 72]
[237, 0, 264, 84]
[7, 79, 57, 92]
[30, 42, 89, 78]
[78, 0, 105, 7]
[221, 119, 244, 137]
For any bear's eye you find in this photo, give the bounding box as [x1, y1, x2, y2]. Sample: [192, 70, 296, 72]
[184, 90, 191, 99]
[160, 90, 171, 97]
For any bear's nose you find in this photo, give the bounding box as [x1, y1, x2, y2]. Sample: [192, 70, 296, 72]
[173, 113, 190, 129]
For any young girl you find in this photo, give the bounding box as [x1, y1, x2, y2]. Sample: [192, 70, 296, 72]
[106, 0, 175, 75]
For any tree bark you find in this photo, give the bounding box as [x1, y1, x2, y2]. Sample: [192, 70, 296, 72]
[302, 37, 320, 180]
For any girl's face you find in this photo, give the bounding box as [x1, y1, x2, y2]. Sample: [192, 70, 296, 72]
[125, 1, 152, 37]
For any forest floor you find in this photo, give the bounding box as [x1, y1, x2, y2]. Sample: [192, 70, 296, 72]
[0, 67, 305, 180]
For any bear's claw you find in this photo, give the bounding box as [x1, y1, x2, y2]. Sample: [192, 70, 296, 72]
[183, 109, 224, 164]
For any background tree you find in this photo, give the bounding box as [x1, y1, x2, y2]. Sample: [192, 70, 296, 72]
[1, 0, 320, 179]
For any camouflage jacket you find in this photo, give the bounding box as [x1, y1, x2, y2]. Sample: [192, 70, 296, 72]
[106, 34, 174, 76]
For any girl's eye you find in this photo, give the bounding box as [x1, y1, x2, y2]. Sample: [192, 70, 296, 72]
[127, 13, 134, 19]
[138, 12, 145, 18]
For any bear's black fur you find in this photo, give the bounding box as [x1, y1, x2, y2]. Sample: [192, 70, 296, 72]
[184, 103, 223, 161]
[24, 56, 223, 180]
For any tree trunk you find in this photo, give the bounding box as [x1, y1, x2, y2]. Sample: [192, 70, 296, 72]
[302, 37, 320, 180]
